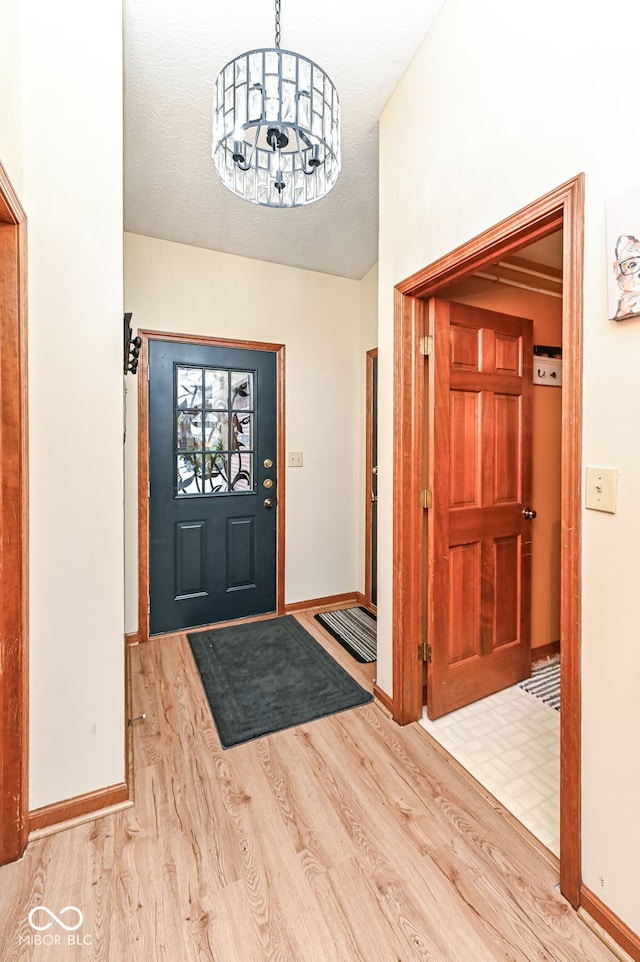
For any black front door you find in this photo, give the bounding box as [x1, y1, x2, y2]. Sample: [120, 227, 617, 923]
[148, 339, 278, 634]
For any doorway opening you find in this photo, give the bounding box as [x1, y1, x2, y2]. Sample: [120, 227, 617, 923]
[0, 161, 29, 866]
[387, 175, 584, 907]
[420, 229, 563, 855]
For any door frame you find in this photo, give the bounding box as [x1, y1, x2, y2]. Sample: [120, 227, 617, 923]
[364, 348, 378, 608]
[386, 174, 584, 907]
[0, 161, 29, 865]
[138, 330, 286, 643]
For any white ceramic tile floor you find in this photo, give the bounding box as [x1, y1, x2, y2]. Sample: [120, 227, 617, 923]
[419, 684, 560, 856]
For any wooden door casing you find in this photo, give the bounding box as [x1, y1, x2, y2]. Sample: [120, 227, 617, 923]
[427, 299, 533, 719]
[0, 162, 28, 866]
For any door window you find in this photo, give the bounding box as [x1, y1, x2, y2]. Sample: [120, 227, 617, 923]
[175, 365, 255, 496]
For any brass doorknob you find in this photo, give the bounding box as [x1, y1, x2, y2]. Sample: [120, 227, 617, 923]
[263, 498, 274, 508]
[522, 507, 537, 520]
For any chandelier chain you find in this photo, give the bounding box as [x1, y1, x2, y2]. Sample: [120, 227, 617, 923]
[274, 0, 281, 49]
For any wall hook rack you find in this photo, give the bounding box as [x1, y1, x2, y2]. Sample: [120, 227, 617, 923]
[124, 311, 141, 375]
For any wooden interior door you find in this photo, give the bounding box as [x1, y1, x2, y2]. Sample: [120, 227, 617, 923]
[426, 298, 534, 719]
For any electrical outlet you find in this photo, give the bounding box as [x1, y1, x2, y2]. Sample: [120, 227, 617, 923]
[287, 451, 303, 468]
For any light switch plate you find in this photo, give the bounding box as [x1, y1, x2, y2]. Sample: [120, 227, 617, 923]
[585, 466, 617, 513]
[287, 451, 303, 468]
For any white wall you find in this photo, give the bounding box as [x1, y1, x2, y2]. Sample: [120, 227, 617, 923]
[124, 234, 375, 630]
[19, 0, 125, 809]
[0, 0, 23, 190]
[378, 0, 640, 935]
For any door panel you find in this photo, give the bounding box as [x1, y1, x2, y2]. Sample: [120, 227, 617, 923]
[149, 339, 278, 634]
[175, 520, 207, 597]
[493, 536, 520, 646]
[448, 541, 481, 663]
[449, 391, 480, 506]
[427, 299, 533, 719]
[227, 516, 256, 588]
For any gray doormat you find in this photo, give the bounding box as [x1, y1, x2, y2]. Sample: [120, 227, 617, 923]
[187, 615, 373, 748]
[313, 606, 376, 663]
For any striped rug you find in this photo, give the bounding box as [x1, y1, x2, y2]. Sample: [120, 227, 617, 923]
[518, 658, 560, 710]
[314, 607, 377, 663]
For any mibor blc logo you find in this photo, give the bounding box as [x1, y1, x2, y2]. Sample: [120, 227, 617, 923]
[19, 906, 93, 947]
[29, 906, 83, 931]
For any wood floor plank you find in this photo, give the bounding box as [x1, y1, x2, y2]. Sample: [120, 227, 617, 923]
[206, 879, 266, 962]
[217, 737, 340, 962]
[0, 621, 622, 962]
[307, 855, 410, 962]
[252, 731, 359, 873]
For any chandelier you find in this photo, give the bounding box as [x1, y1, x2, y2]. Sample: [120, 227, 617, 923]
[212, 0, 341, 208]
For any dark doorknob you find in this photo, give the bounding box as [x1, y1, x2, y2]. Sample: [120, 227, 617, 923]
[522, 507, 537, 520]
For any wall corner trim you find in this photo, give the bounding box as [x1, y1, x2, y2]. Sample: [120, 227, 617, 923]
[284, 592, 359, 613]
[373, 683, 394, 718]
[29, 782, 130, 837]
[580, 886, 640, 962]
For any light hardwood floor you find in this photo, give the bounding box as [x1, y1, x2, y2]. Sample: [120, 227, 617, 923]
[0, 611, 620, 962]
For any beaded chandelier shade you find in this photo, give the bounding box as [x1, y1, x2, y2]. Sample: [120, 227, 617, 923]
[212, 1, 341, 208]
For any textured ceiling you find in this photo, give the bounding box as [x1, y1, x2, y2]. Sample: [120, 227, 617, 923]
[519, 233, 563, 270]
[124, 0, 446, 279]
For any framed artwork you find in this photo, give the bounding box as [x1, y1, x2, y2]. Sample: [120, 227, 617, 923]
[606, 183, 640, 321]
